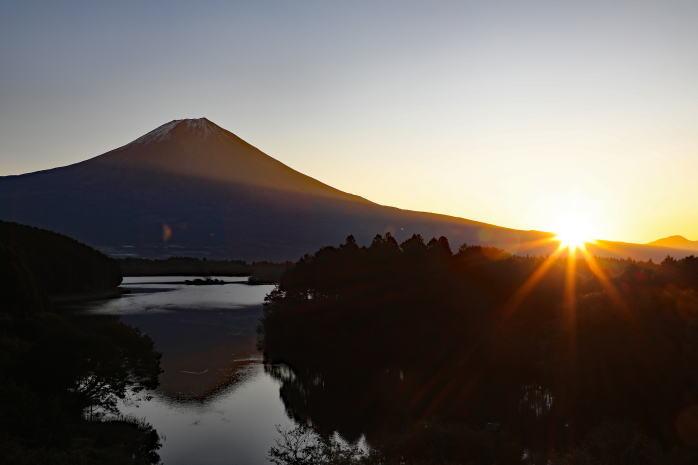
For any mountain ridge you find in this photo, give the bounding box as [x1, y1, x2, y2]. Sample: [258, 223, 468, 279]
[647, 235, 698, 251]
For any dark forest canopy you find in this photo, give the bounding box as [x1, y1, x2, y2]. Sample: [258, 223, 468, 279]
[118, 256, 249, 276]
[0, 221, 121, 301]
[117, 256, 290, 283]
[262, 233, 698, 464]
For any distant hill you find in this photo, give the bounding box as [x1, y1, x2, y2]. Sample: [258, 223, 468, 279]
[0, 221, 121, 303]
[647, 235, 698, 252]
[0, 118, 692, 262]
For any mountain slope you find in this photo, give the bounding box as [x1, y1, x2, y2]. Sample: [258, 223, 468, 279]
[96, 118, 371, 203]
[0, 118, 690, 261]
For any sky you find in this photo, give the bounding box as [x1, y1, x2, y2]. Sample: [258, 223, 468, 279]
[1, 0, 697, 243]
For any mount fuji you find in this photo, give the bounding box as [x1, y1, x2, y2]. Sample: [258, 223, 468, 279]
[0, 118, 686, 261]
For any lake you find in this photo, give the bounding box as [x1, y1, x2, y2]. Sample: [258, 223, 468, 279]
[78, 276, 295, 465]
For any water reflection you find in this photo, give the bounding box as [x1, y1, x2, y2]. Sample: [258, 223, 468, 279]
[122, 364, 294, 465]
[86, 276, 264, 315]
[77, 277, 295, 465]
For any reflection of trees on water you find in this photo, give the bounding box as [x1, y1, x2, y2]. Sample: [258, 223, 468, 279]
[120, 306, 264, 403]
[263, 234, 698, 463]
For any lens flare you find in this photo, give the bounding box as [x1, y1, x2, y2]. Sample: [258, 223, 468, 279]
[553, 215, 594, 250]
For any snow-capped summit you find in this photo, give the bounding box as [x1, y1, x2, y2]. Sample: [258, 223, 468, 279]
[131, 118, 221, 144]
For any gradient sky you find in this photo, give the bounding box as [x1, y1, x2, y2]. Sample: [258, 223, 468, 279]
[1, 0, 697, 243]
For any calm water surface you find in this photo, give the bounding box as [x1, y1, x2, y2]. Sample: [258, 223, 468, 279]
[79, 276, 296, 465]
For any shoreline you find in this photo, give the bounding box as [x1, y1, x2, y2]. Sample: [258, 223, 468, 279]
[51, 287, 127, 304]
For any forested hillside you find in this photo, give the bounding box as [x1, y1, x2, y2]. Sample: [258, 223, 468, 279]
[262, 234, 698, 464]
[0, 221, 121, 299]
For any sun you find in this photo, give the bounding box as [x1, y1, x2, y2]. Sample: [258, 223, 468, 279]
[553, 215, 594, 250]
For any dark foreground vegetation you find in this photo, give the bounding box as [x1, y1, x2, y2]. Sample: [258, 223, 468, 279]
[1, 222, 162, 464]
[262, 234, 698, 464]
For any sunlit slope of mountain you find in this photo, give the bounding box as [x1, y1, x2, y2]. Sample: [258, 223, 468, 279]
[0, 118, 689, 261]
